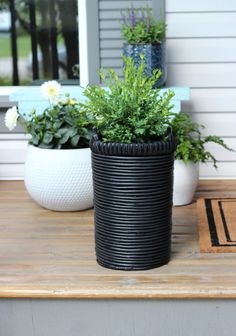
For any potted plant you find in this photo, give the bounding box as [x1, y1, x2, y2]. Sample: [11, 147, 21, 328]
[5, 80, 93, 211]
[121, 6, 166, 87]
[171, 112, 233, 206]
[80, 57, 176, 270]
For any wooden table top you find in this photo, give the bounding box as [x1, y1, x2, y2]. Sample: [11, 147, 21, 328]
[0, 180, 236, 299]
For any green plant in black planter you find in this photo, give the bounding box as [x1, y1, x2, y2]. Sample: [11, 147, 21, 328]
[171, 112, 234, 206]
[121, 6, 167, 87]
[80, 57, 177, 271]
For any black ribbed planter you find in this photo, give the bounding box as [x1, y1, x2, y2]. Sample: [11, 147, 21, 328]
[123, 43, 166, 88]
[90, 133, 177, 271]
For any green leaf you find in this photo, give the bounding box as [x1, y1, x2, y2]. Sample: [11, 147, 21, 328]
[31, 134, 40, 145]
[59, 131, 71, 145]
[71, 134, 80, 147]
[42, 132, 53, 144]
[21, 92, 92, 149]
[171, 112, 234, 167]
[38, 143, 53, 149]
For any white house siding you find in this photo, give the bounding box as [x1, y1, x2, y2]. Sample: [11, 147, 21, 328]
[0, 133, 28, 180]
[165, 0, 236, 178]
[0, 93, 28, 179]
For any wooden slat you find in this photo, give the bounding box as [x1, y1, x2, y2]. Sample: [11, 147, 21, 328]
[100, 10, 126, 20]
[99, 1, 151, 10]
[200, 163, 236, 178]
[166, 0, 236, 13]
[183, 88, 236, 113]
[166, 13, 236, 38]
[167, 38, 236, 63]
[0, 140, 28, 164]
[100, 39, 123, 49]
[191, 113, 236, 137]
[100, 12, 236, 39]
[167, 64, 236, 88]
[100, 58, 122, 67]
[0, 181, 236, 298]
[100, 14, 236, 38]
[0, 134, 30, 140]
[101, 48, 122, 58]
[100, 30, 122, 39]
[0, 165, 24, 180]
[100, 20, 123, 30]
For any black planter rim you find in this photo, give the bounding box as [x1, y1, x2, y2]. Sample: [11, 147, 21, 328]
[90, 130, 177, 157]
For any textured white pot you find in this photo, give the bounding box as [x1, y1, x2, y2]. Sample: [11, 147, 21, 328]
[24, 146, 93, 211]
[173, 160, 199, 206]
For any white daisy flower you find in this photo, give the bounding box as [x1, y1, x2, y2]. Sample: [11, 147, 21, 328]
[40, 80, 62, 103]
[5, 106, 19, 131]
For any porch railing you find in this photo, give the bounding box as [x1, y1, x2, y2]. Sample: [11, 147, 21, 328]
[8, 0, 79, 85]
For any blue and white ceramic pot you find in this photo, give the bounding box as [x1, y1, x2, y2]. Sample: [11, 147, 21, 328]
[123, 42, 166, 87]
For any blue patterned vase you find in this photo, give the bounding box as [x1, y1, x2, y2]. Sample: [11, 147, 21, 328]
[123, 43, 166, 88]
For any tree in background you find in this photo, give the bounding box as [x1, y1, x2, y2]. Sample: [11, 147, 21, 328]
[0, 0, 7, 10]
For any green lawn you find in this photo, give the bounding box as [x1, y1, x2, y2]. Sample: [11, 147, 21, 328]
[0, 34, 64, 58]
[0, 34, 31, 58]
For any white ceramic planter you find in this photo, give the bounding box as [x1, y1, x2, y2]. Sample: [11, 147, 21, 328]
[24, 146, 93, 211]
[173, 160, 199, 206]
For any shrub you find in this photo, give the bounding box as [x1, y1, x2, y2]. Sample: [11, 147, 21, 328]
[81, 56, 174, 143]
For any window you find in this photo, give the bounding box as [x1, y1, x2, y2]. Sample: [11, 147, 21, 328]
[0, 0, 79, 86]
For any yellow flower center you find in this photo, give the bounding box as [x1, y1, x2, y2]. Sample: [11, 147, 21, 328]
[48, 87, 57, 96]
[68, 99, 77, 105]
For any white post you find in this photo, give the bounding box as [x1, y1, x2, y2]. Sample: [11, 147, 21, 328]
[78, 0, 89, 87]
[78, 0, 100, 87]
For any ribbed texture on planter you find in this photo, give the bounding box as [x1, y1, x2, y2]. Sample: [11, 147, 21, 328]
[123, 43, 166, 88]
[90, 134, 176, 271]
[91, 132, 176, 157]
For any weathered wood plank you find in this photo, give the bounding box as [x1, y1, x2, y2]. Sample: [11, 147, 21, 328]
[0, 181, 236, 298]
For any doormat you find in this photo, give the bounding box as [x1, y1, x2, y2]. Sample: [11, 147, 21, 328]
[197, 198, 236, 252]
